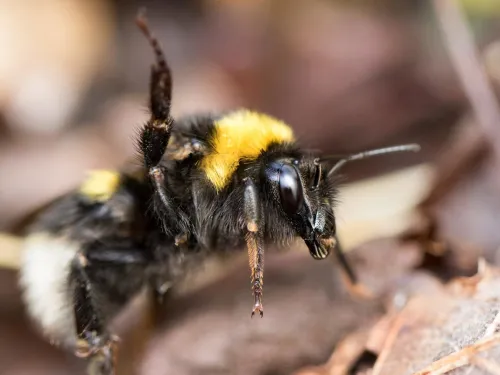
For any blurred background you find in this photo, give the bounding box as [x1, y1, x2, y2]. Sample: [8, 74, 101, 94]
[1, 0, 500, 374]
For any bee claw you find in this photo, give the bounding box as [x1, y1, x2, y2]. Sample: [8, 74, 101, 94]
[251, 303, 264, 318]
[74, 333, 119, 375]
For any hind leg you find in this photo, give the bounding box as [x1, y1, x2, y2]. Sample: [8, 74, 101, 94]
[70, 247, 148, 375]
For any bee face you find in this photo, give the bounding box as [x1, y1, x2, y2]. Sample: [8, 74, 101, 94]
[263, 156, 335, 260]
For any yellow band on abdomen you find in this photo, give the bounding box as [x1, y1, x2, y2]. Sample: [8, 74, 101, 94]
[79, 170, 121, 202]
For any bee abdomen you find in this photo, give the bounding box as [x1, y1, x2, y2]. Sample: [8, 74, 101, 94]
[19, 233, 78, 347]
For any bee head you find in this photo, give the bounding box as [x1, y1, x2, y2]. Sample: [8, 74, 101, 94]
[262, 156, 336, 260]
[260, 142, 421, 260]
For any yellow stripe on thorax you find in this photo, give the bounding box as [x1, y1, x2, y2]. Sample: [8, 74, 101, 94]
[201, 110, 295, 190]
[79, 170, 120, 202]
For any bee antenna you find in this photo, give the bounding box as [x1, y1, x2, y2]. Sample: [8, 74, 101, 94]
[326, 144, 421, 177]
[136, 9, 168, 70]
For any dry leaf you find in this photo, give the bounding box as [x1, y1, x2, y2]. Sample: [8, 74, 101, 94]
[371, 262, 500, 375]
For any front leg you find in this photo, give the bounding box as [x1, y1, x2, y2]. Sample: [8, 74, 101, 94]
[243, 178, 264, 317]
[320, 235, 373, 299]
[330, 235, 358, 286]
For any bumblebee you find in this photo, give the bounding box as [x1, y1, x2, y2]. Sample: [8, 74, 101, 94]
[18, 12, 419, 374]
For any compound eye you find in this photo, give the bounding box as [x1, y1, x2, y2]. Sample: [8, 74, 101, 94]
[279, 164, 304, 215]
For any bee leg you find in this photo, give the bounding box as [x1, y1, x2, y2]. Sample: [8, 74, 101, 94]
[136, 11, 172, 125]
[243, 178, 264, 318]
[135, 13, 173, 172]
[70, 254, 117, 375]
[327, 236, 373, 299]
[135, 13, 191, 233]
[330, 236, 357, 285]
[138, 60, 173, 169]
[70, 247, 148, 375]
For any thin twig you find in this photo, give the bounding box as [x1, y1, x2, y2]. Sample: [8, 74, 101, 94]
[417, 123, 487, 210]
[411, 333, 500, 375]
[371, 312, 408, 375]
[432, 0, 500, 163]
[482, 310, 500, 338]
